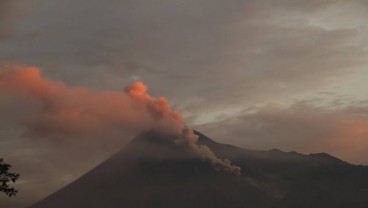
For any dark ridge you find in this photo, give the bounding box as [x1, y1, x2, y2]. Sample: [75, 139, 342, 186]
[29, 130, 368, 208]
[309, 152, 347, 164]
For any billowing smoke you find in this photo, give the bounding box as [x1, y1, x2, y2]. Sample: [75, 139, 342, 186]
[0, 64, 241, 175]
[125, 82, 241, 175]
[0, 65, 152, 145]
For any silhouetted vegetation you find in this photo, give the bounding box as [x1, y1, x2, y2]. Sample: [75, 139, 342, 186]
[0, 158, 20, 197]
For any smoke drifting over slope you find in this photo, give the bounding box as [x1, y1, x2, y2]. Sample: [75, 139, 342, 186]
[125, 82, 240, 175]
[0, 64, 240, 175]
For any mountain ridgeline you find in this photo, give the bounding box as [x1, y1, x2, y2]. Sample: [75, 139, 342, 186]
[29, 130, 368, 208]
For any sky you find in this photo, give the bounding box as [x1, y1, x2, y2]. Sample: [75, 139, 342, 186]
[1, 0, 368, 207]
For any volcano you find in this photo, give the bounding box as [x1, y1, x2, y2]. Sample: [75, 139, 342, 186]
[29, 130, 368, 208]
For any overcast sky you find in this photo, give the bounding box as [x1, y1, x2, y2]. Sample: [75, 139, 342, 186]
[1, 0, 368, 207]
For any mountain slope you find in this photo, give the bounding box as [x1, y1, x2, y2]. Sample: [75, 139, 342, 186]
[29, 130, 275, 208]
[29, 130, 368, 208]
[195, 130, 368, 208]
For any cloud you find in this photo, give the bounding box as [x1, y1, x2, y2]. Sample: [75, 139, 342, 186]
[0, 64, 241, 207]
[197, 102, 368, 165]
[0, 0, 35, 39]
[0, 64, 153, 146]
[0, 64, 152, 207]
[125, 81, 241, 175]
[1, 1, 368, 207]
[0, 0, 367, 119]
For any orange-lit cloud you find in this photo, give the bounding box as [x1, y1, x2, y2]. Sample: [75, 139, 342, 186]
[124, 80, 240, 175]
[0, 65, 150, 142]
[0, 64, 240, 175]
[125, 81, 184, 134]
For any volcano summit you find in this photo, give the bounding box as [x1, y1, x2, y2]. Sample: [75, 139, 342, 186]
[29, 130, 368, 208]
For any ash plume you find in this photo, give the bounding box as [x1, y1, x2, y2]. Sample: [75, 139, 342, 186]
[125, 81, 241, 175]
[0, 64, 241, 175]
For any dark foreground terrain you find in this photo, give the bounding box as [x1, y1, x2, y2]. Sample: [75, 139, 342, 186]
[29, 130, 368, 208]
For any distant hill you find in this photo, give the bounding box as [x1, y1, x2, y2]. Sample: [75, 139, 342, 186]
[29, 130, 368, 208]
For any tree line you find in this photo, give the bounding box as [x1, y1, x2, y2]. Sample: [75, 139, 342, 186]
[0, 158, 19, 197]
